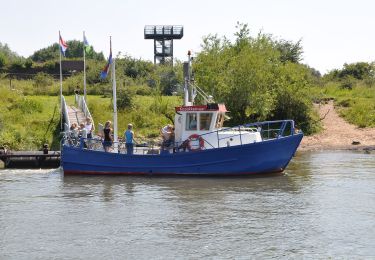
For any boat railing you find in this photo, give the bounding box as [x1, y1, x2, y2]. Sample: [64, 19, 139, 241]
[75, 94, 94, 126]
[62, 134, 163, 155]
[61, 95, 70, 133]
[63, 120, 299, 154]
[198, 119, 297, 148]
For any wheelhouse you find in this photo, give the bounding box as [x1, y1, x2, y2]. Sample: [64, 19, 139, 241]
[174, 103, 227, 143]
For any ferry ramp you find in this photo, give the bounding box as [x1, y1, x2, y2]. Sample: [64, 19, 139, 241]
[61, 95, 94, 132]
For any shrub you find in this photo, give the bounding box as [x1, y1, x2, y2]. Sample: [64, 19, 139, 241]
[10, 98, 43, 113]
[116, 89, 133, 110]
[33, 72, 54, 94]
[133, 85, 152, 96]
[340, 76, 356, 90]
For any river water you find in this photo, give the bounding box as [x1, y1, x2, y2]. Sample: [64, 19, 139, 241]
[0, 151, 374, 259]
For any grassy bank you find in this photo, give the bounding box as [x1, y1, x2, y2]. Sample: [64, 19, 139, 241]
[83, 95, 181, 140]
[310, 82, 375, 127]
[0, 87, 61, 150]
[0, 86, 181, 150]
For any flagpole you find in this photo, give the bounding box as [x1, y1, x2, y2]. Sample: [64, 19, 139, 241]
[59, 31, 63, 130]
[111, 36, 118, 152]
[83, 31, 87, 104]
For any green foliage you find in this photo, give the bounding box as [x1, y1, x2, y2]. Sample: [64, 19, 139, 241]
[0, 42, 20, 63]
[88, 95, 181, 140]
[118, 55, 154, 79]
[0, 87, 60, 150]
[158, 65, 180, 95]
[310, 81, 375, 128]
[34, 72, 53, 87]
[340, 99, 375, 128]
[117, 89, 133, 110]
[9, 97, 43, 113]
[0, 53, 6, 69]
[150, 95, 177, 124]
[339, 76, 356, 90]
[325, 62, 375, 81]
[63, 73, 83, 95]
[132, 85, 153, 96]
[276, 39, 303, 63]
[30, 40, 104, 62]
[194, 24, 318, 134]
[30, 44, 59, 62]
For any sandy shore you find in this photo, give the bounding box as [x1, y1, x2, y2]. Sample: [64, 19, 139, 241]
[299, 101, 375, 151]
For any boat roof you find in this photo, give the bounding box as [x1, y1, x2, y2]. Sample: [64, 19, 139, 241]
[175, 103, 227, 112]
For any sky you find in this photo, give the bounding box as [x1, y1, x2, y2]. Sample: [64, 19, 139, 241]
[1, 0, 375, 74]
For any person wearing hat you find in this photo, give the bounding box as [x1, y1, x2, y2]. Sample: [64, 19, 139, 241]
[124, 123, 135, 155]
[160, 124, 174, 150]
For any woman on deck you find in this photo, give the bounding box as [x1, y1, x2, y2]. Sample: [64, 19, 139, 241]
[102, 121, 113, 152]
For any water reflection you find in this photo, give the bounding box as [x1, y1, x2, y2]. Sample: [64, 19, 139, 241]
[61, 171, 311, 203]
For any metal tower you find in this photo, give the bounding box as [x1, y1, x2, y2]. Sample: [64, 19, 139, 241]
[144, 25, 183, 65]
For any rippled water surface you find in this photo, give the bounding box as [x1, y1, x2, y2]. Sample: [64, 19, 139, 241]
[1, 151, 374, 259]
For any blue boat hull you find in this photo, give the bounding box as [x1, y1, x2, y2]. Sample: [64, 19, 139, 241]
[61, 133, 303, 176]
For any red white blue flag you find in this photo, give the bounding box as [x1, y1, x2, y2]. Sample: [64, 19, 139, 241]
[100, 50, 112, 79]
[59, 34, 68, 56]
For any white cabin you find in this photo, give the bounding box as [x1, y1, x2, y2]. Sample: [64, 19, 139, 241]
[174, 103, 262, 150]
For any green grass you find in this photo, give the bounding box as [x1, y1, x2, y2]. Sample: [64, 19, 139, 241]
[83, 95, 181, 141]
[0, 85, 181, 150]
[310, 82, 375, 128]
[0, 87, 61, 150]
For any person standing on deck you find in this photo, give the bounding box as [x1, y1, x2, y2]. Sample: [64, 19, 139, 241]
[85, 117, 95, 139]
[124, 124, 135, 155]
[103, 121, 113, 152]
[161, 124, 174, 150]
[79, 123, 88, 148]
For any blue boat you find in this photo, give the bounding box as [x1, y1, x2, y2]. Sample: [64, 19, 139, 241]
[61, 52, 303, 176]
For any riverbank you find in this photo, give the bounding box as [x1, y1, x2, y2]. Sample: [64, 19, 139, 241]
[300, 101, 375, 151]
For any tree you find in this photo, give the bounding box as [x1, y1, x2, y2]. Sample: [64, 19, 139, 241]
[275, 39, 303, 63]
[324, 62, 375, 81]
[30, 40, 104, 62]
[193, 23, 317, 133]
[0, 53, 6, 70]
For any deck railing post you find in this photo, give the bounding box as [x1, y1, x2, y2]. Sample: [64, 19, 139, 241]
[216, 130, 220, 148]
[239, 126, 242, 145]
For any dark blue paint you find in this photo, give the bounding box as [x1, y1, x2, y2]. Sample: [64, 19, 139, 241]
[62, 133, 303, 176]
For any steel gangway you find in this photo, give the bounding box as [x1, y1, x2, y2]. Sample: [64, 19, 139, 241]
[61, 95, 94, 133]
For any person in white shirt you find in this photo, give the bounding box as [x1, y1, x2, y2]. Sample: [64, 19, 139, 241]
[85, 117, 95, 139]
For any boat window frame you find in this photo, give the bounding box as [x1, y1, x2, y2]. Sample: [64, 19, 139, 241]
[185, 113, 198, 131]
[199, 112, 213, 131]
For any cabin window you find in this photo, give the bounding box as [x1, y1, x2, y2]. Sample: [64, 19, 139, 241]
[200, 113, 212, 130]
[215, 113, 225, 128]
[186, 113, 197, 130]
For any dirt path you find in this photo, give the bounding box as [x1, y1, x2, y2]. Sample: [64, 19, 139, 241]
[300, 101, 375, 151]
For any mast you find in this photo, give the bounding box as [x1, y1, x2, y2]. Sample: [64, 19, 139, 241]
[111, 36, 118, 152]
[59, 31, 63, 130]
[183, 50, 192, 106]
[83, 31, 87, 103]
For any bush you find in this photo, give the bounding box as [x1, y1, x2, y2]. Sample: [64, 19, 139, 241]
[10, 97, 43, 113]
[33, 72, 54, 94]
[116, 89, 133, 110]
[340, 76, 356, 90]
[132, 85, 152, 96]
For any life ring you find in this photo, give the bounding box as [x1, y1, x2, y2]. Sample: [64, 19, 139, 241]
[187, 134, 205, 151]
